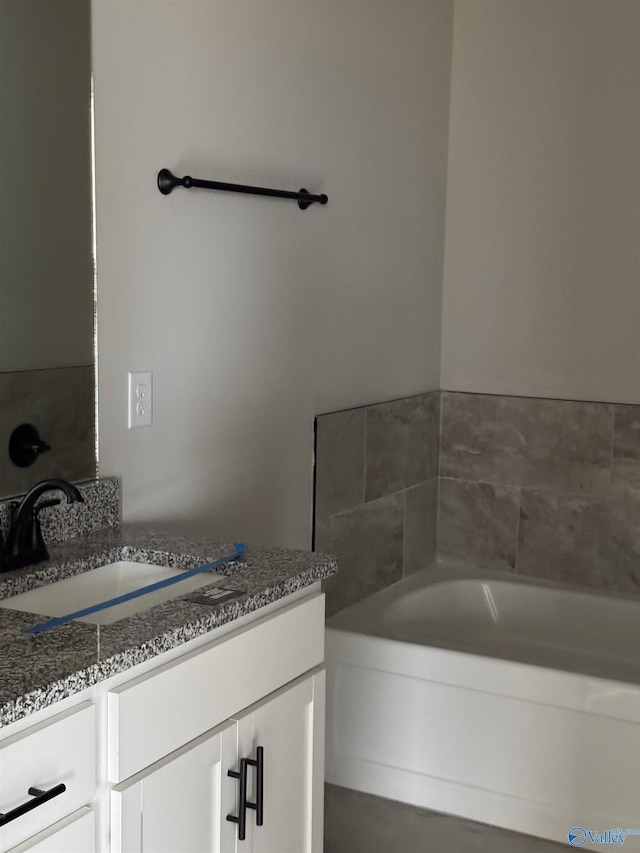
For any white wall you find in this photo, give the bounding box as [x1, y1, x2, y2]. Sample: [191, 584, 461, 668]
[441, 0, 640, 403]
[93, 0, 453, 547]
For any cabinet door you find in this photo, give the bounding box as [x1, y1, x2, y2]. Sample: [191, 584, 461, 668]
[6, 808, 95, 853]
[111, 721, 238, 853]
[230, 670, 325, 853]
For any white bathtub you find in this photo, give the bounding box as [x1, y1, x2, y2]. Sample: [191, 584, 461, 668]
[325, 568, 640, 846]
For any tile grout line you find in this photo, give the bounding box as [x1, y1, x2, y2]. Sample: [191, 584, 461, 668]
[434, 473, 607, 502]
[355, 478, 442, 510]
[513, 486, 522, 574]
[436, 390, 444, 561]
[608, 404, 617, 490]
[362, 406, 368, 506]
[327, 484, 416, 522]
[402, 488, 407, 578]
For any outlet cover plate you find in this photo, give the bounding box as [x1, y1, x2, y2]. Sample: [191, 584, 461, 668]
[128, 370, 153, 428]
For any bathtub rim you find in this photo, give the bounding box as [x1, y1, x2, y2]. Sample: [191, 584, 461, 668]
[326, 562, 640, 689]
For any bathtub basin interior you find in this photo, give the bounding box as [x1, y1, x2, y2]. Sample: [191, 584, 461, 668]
[0, 561, 222, 625]
[327, 568, 640, 682]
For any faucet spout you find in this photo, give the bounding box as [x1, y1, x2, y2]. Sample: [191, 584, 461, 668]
[2, 479, 84, 572]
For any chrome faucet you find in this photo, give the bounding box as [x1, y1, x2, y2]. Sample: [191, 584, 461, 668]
[1, 479, 84, 572]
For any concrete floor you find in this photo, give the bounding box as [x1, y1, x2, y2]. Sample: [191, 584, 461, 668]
[324, 785, 571, 853]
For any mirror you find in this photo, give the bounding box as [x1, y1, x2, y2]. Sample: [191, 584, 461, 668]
[0, 0, 96, 498]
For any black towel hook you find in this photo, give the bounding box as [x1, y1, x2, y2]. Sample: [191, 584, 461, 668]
[157, 168, 328, 210]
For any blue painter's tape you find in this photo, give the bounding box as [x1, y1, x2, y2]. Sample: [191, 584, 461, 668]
[24, 542, 247, 635]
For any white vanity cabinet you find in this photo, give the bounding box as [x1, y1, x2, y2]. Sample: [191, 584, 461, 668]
[7, 809, 96, 853]
[111, 671, 324, 853]
[229, 672, 324, 853]
[0, 704, 96, 853]
[111, 721, 237, 852]
[108, 593, 325, 853]
[0, 587, 326, 853]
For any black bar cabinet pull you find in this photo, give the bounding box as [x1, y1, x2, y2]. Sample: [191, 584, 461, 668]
[0, 784, 66, 827]
[157, 168, 328, 210]
[226, 746, 264, 841]
[226, 759, 249, 841]
[245, 746, 264, 827]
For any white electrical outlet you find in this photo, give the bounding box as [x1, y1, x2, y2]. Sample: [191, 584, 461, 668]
[128, 371, 153, 428]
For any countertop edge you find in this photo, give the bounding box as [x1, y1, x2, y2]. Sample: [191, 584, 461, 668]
[0, 528, 337, 727]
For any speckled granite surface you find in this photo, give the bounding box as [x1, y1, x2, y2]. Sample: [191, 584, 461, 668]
[0, 477, 119, 545]
[0, 525, 337, 726]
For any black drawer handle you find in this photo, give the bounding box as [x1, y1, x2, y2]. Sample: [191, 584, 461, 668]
[245, 746, 264, 827]
[226, 746, 264, 841]
[0, 784, 66, 827]
[226, 759, 249, 841]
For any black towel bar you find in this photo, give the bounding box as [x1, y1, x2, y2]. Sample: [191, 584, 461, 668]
[157, 168, 328, 210]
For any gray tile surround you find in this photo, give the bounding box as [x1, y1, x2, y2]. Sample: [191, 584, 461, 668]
[439, 478, 520, 572]
[365, 393, 440, 502]
[518, 486, 640, 593]
[613, 404, 640, 490]
[317, 493, 404, 617]
[315, 390, 640, 609]
[440, 392, 614, 495]
[404, 479, 438, 574]
[315, 408, 365, 521]
[0, 365, 96, 498]
[518, 489, 607, 588]
[314, 391, 440, 614]
[438, 392, 640, 595]
[439, 392, 640, 594]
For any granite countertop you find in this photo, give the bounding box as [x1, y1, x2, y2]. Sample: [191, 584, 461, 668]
[0, 525, 337, 727]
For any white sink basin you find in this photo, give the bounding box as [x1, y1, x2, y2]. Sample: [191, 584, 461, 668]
[0, 561, 222, 625]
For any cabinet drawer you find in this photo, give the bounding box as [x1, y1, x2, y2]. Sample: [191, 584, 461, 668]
[0, 703, 95, 852]
[6, 808, 95, 853]
[108, 593, 325, 782]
